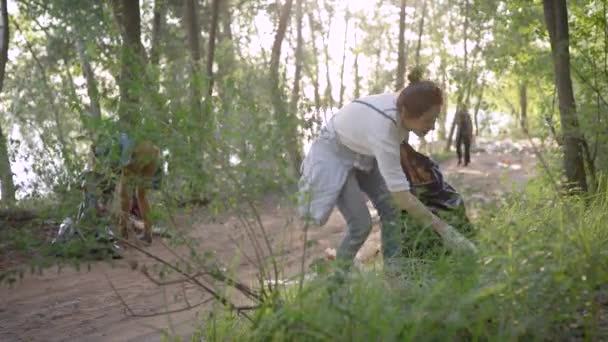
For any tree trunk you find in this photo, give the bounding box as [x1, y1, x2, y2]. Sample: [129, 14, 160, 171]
[473, 78, 485, 136]
[353, 28, 361, 99]
[270, 0, 300, 176]
[437, 59, 447, 140]
[0, 0, 14, 204]
[396, 0, 407, 90]
[76, 39, 101, 123]
[290, 0, 303, 115]
[306, 12, 321, 114]
[113, 0, 146, 129]
[150, 0, 166, 66]
[184, 0, 202, 118]
[519, 81, 528, 132]
[414, 0, 427, 66]
[337, 12, 349, 108]
[206, 0, 220, 103]
[319, 9, 333, 112]
[543, 0, 587, 192]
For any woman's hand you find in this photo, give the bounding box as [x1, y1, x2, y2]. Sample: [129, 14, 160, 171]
[392, 190, 477, 254]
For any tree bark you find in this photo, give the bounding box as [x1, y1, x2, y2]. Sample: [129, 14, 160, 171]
[150, 0, 166, 66]
[337, 12, 349, 108]
[206, 0, 220, 102]
[306, 11, 321, 114]
[112, 0, 146, 129]
[396, 0, 407, 90]
[473, 78, 485, 136]
[0, 0, 14, 204]
[319, 7, 333, 111]
[353, 28, 361, 99]
[270, 0, 300, 176]
[543, 0, 587, 192]
[184, 0, 202, 119]
[290, 0, 303, 115]
[76, 38, 101, 123]
[414, 0, 427, 66]
[519, 81, 528, 132]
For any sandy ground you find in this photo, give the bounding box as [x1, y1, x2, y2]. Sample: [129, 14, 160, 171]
[0, 139, 540, 341]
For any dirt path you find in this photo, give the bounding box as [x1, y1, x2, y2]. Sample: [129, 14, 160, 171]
[0, 139, 538, 342]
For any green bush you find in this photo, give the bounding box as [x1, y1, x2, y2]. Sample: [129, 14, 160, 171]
[213, 176, 608, 341]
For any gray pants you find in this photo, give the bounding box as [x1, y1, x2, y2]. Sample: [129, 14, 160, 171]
[298, 122, 402, 268]
[336, 164, 401, 267]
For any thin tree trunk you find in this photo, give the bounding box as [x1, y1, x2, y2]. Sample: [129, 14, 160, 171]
[438, 60, 447, 140]
[306, 11, 321, 114]
[353, 28, 361, 99]
[76, 39, 101, 122]
[543, 0, 587, 192]
[396, 0, 407, 90]
[112, 0, 146, 129]
[150, 0, 166, 66]
[519, 81, 528, 132]
[270, 0, 300, 175]
[473, 78, 485, 136]
[185, 0, 202, 118]
[319, 9, 333, 111]
[290, 0, 303, 115]
[414, 0, 427, 66]
[337, 12, 349, 108]
[0, 0, 13, 204]
[206, 0, 220, 102]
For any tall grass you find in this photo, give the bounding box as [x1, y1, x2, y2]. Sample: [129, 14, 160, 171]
[209, 177, 608, 341]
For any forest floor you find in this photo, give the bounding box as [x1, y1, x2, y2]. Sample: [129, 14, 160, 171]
[0, 138, 583, 342]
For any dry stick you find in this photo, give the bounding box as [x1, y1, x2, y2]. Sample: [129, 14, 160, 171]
[141, 268, 204, 286]
[119, 239, 248, 317]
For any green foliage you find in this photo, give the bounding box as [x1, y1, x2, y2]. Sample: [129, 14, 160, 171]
[212, 175, 608, 341]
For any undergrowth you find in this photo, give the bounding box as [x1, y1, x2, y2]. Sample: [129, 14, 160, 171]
[201, 176, 608, 341]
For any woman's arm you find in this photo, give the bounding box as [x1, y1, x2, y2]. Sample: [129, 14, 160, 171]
[392, 190, 477, 253]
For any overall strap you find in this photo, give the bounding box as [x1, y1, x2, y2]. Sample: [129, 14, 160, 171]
[352, 99, 397, 126]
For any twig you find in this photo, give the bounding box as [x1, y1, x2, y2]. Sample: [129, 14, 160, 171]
[119, 238, 244, 314]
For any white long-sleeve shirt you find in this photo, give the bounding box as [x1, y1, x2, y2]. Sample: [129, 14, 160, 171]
[332, 93, 410, 192]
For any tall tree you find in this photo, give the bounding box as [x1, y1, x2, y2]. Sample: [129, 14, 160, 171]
[543, 0, 587, 192]
[395, 0, 408, 90]
[149, 0, 166, 66]
[519, 81, 528, 132]
[0, 0, 15, 204]
[306, 10, 321, 115]
[112, 0, 146, 129]
[270, 0, 300, 176]
[76, 38, 101, 123]
[206, 0, 220, 104]
[185, 0, 202, 117]
[337, 10, 349, 108]
[414, 0, 427, 66]
[290, 0, 304, 115]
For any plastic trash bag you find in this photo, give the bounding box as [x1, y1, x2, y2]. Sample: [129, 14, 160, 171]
[399, 143, 473, 256]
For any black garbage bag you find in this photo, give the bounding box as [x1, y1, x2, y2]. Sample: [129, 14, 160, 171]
[399, 143, 473, 257]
